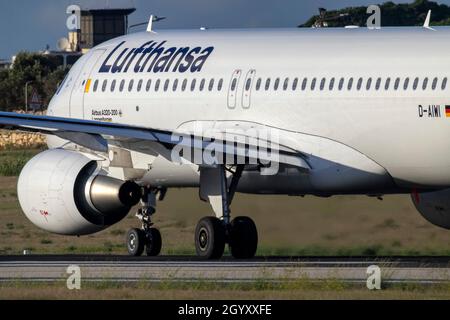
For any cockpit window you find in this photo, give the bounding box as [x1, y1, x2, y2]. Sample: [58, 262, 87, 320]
[56, 73, 70, 95]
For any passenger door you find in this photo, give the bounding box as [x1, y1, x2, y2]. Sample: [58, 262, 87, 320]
[242, 69, 256, 109]
[227, 70, 242, 109]
[69, 49, 106, 119]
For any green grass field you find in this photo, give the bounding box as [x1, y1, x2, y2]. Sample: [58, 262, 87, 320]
[1, 172, 450, 256]
[1, 281, 450, 300]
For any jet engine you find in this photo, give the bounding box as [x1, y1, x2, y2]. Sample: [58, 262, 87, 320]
[411, 189, 450, 230]
[18, 149, 141, 235]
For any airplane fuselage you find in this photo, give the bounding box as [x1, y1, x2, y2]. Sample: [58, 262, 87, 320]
[48, 27, 450, 195]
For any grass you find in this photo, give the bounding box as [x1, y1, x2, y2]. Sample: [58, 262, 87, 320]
[0, 165, 450, 256]
[0, 148, 43, 176]
[0, 281, 449, 300]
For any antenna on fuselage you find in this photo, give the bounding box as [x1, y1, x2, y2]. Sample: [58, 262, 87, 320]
[423, 10, 435, 31]
[147, 15, 154, 32]
[145, 15, 167, 33]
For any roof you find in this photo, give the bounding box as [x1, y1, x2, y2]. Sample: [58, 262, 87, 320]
[82, 8, 136, 15]
[77, 0, 135, 13]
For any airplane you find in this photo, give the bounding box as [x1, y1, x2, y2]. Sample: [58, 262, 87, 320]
[1, 24, 450, 260]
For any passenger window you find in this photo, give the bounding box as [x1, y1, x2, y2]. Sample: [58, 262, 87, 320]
[422, 78, 428, 90]
[347, 78, 353, 90]
[164, 79, 170, 92]
[110, 80, 116, 92]
[375, 78, 381, 90]
[209, 79, 215, 91]
[119, 79, 125, 92]
[301, 78, 308, 91]
[218, 79, 223, 91]
[93, 80, 99, 92]
[442, 77, 448, 90]
[274, 78, 280, 90]
[265, 79, 271, 91]
[173, 79, 179, 91]
[283, 78, 289, 91]
[311, 78, 317, 90]
[231, 78, 237, 91]
[329, 78, 335, 90]
[182, 79, 187, 91]
[200, 79, 206, 91]
[292, 78, 298, 90]
[320, 78, 326, 91]
[146, 79, 152, 92]
[432, 77, 438, 90]
[102, 80, 107, 92]
[413, 77, 419, 90]
[338, 78, 344, 91]
[128, 79, 134, 92]
[403, 78, 410, 90]
[245, 78, 251, 91]
[357, 78, 363, 91]
[191, 79, 196, 91]
[366, 78, 372, 90]
[155, 79, 161, 92]
[256, 78, 262, 91]
[385, 78, 391, 90]
[137, 79, 143, 92]
[394, 78, 400, 90]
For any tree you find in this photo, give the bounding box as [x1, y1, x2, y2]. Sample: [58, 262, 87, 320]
[0, 52, 69, 112]
[299, 0, 450, 28]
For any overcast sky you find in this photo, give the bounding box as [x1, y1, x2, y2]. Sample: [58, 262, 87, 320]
[1, 0, 450, 59]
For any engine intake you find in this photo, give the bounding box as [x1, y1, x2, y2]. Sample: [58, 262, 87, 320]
[18, 149, 141, 235]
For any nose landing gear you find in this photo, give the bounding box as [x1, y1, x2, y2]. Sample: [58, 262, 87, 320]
[126, 187, 165, 257]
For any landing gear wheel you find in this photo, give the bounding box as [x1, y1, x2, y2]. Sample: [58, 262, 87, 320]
[126, 228, 145, 256]
[145, 228, 162, 256]
[229, 216, 258, 259]
[195, 217, 226, 259]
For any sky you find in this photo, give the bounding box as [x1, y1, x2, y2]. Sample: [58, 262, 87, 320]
[1, 0, 450, 59]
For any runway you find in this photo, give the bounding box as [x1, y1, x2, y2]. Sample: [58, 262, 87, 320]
[0, 256, 449, 284]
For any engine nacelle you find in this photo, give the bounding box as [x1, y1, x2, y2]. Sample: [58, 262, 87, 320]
[411, 189, 450, 230]
[18, 149, 141, 235]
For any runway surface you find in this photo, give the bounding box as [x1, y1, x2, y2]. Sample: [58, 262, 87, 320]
[0, 256, 449, 284]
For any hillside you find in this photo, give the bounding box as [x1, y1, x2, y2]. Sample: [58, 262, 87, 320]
[300, 0, 450, 27]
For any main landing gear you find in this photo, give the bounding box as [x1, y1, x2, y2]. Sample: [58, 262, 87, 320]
[126, 187, 166, 257]
[195, 165, 258, 260]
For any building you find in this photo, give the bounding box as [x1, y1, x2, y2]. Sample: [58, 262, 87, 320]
[44, 2, 136, 68]
[0, 59, 12, 70]
[5, 2, 136, 71]
[70, 3, 136, 53]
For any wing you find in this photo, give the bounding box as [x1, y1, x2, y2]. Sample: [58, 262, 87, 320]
[0, 111, 309, 170]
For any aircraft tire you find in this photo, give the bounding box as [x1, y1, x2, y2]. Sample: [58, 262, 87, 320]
[195, 217, 226, 259]
[229, 216, 258, 259]
[126, 228, 145, 256]
[145, 228, 162, 256]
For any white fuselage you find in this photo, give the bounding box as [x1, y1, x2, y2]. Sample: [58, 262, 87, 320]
[48, 27, 450, 195]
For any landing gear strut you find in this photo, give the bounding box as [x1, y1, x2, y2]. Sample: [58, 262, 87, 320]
[195, 165, 258, 260]
[126, 187, 166, 257]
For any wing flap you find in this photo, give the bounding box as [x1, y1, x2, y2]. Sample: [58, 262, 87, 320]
[0, 111, 309, 171]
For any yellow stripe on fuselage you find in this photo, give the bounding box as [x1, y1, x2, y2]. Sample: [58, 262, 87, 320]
[85, 79, 92, 93]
